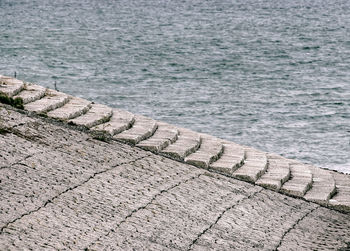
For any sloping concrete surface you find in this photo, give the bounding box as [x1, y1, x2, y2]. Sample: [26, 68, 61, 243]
[1, 104, 350, 250]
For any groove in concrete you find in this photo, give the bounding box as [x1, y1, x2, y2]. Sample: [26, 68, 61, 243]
[0, 155, 150, 234]
[187, 188, 263, 250]
[274, 205, 320, 250]
[85, 173, 203, 250]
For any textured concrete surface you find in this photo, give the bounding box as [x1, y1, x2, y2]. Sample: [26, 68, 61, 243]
[47, 97, 92, 120]
[1, 75, 350, 250]
[0, 75, 24, 97]
[1, 104, 350, 250]
[24, 89, 70, 113]
[161, 128, 201, 161]
[185, 135, 223, 169]
[137, 122, 179, 153]
[69, 103, 113, 128]
[13, 83, 46, 104]
[114, 115, 157, 145]
[93, 108, 135, 136]
[1, 75, 350, 212]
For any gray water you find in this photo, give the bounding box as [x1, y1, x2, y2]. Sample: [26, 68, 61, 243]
[1, 0, 349, 173]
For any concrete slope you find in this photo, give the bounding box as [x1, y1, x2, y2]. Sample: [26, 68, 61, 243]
[1, 75, 349, 215]
[1, 105, 350, 250]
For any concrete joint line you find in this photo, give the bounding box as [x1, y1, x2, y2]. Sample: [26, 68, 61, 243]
[10, 122, 26, 129]
[0, 155, 150, 234]
[274, 205, 320, 250]
[84, 173, 203, 250]
[0, 126, 47, 145]
[0, 154, 35, 170]
[187, 187, 264, 251]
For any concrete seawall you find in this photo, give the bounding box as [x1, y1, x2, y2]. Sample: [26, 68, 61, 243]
[1, 75, 350, 250]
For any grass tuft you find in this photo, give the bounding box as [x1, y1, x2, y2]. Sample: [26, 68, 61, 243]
[0, 93, 24, 109]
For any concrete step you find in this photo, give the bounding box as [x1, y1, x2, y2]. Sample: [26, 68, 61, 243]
[0, 75, 25, 97]
[24, 89, 70, 113]
[232, 148, 268, 183]
[92, 109, 135, 136]
[13, 84, 46, 104]
[113, 115, 157, 145]
[184, 134, 224, 169]
[280, 163, 313, 198]
[47, 97, 92, 120]
[256, 154, 290, 191]
[304, 166, 336, 205]
[160, 128, 201, 161]
[136, 122, 179, 153]
[68, 103, 113, 128]
[209, 143, 245, 174]
[329, 172, 350, 213]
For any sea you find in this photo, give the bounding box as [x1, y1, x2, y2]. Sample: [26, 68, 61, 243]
[1, 0, 349, 173]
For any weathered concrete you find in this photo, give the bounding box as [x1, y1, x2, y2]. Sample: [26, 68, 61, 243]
[209, 142, 245, 174]
[114, 115, 157, 145]
[256, 154, 290, 191]
[232, 148, 268, 183]
[1, 103, 350, 250]
[161, 128, 201, 161]
[1, 75, 350, 249]
[24, 89, 70, 113]
[137, 122, 179, 153]
[92, 108, 135, 136]
[0, 75, 25, 97]
[69, 103, 113, 128]
[184, 134, 223, 169]
[304, 165, 336, 205]
[1, 75, 350, 214]
[13, 83, 46, 104]
[47, 96, 92, 120]
[280, 163, 313, 198]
